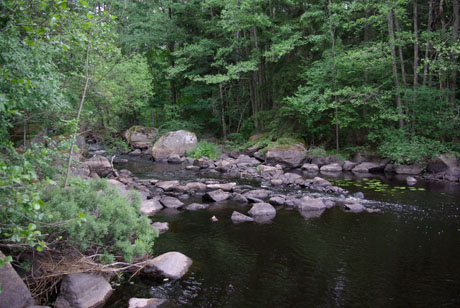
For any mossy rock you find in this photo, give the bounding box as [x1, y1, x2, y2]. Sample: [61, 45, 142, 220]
[124, 126, 158, 149]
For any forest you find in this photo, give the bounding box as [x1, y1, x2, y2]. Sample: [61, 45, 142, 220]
[0, 0, 459, 306]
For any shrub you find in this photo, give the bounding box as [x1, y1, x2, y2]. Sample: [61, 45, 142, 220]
[306, 147, 328, 158]
[187, 141, 219, 159]
[40, 178, 157, 263]
[377, 133, 451, 165]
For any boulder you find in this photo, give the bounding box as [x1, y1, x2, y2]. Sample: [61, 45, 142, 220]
[265, 144, 306, 168]
[72, 165, 91, 178]
[128, 298, 166, 308]
[270, 179, 283, 185]
[151, 222, 169, 234]
[185, 203, 210, 211]
[427, 154, 458, 173]
[231, 211, 254, 223]
[206, 182, 237, 191]
[352, 162, 382, 173]
[295, 196, 327, 211]
[203, 189, 231, 202]
[253, 151, 265, 161]
[151, 130, 197, 160]
[156, 180, 180, 191]
[143, 252, 192, 280]
[384, 163, 396, 173]
[248, 202, 276, 216]
[124, 126, 158, 149]
[141, 198, 163, 215]
[395, 165, 423, 175]
[342, 160, 357, 171]
[243, 189, 271, 199]
[83, 155, 111, 171]
[160, 196, 184, 209]
[54, 273, 113, 308]
[320, 163, 342, 173]
[0, 251, 35, 308]
[301, 163, 319, 173]
[184, 182, 207, 192]
[215, 160, 233, 172]
[259, 165, 283, 178]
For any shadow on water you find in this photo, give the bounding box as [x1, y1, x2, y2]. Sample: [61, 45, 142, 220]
[106, 158, 460, 307]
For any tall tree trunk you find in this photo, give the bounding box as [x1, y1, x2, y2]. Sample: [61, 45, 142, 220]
[423, 0, 434, 86]
[439, 0, 447, 96]
[219, 84, 227, 140]
[387, 9, 404, 128]
[394, 14, 409, 118]
[64, 36, 91, 188]
[328, 0, 339, 151]
[450, 0, 459, 109]
[412, 0, 419, 135]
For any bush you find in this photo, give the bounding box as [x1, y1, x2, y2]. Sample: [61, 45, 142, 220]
[187, 141, 219, 159]
[40, 178, 157, 263]
[306, 147, 328, 158]
[377, 132, 451, 165]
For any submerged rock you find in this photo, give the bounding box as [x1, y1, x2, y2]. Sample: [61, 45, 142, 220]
[185, 203, 210, 211]
[128, 298, 166, 308]
[295, 196, 326, 211]
[395, 165, 423, 175]
[54, 273, 113, 308]
[207, 182, 237, 191]
[160, 196, 184, 209]
[203, 189, 231, 202]
[243, 189, 271, 199]
[143, 252, 192, 280]
[231, 211, 254, 223]
[343, 202, 366, 213]
[406, 176, 417, 185]
[151, 222, 169, 234]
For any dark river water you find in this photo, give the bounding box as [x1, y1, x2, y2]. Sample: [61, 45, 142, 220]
[106, 158, 460, 308]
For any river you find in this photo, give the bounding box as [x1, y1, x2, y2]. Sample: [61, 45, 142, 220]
[105, 157, 460, 307]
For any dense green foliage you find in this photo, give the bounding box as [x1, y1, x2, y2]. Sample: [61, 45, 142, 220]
[0, 140, 157, 262]
[41, 178, 157, 263]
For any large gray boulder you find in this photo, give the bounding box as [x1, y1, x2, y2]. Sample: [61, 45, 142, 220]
[445, 167, 460, 182]
[0, 251, 35, 308]
[143, 252, 192, 280]
[54, 273, 113, 308]
[82, 155, 113, 177]
[124, 126, 158, 149]
[185, 203, 210, 211]
[152, 130, 198, 160]
[265, 144, 307, 168]
[128, 298, 166, 308]
[301, 163, 319, 173]
[248, 202, 276, 216]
